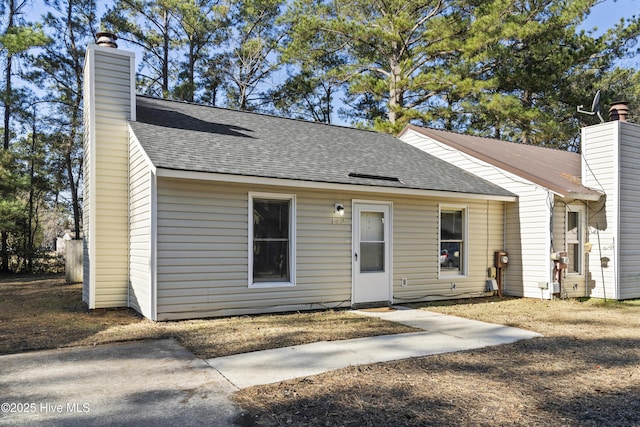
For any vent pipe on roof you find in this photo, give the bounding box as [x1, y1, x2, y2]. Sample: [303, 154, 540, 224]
[95, 32, 118, 48]
[608, 101, 629, 122]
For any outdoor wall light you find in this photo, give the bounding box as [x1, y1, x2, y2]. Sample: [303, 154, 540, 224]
[334, 203, 345, 216]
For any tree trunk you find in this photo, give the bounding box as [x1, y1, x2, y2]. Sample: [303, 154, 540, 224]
[1, 0, 16, 273]
[67, 0, 83, 241]
[387, 54, 404, 127]
[163, 10, 170, 97]
[188, 41, 195, 102]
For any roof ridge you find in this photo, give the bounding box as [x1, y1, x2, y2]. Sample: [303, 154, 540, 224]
[136, 94, 382, 135]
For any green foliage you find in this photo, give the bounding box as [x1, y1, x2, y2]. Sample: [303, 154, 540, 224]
[0, 148, 26, 233]
[283, 0, 479, 131]
[455, 0, 619, 146]
[281, 0, 640, 144]
[0, 25, 49, 55]
[599, 68, 640, 123]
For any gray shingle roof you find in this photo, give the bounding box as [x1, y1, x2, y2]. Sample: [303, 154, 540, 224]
[129, 96, 514, 198]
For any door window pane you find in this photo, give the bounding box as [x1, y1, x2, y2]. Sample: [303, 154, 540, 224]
[568, 243, 579, 274]
[360, 211, 385, 273]
[360, 212, 384, 241]
[566, 210, 581, 274]
[361, 242, 384, 272]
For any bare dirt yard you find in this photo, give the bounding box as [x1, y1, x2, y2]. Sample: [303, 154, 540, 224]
[3, 275, 640, 426]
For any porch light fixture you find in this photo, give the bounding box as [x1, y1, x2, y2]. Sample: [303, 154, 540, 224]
[334, 203, 345, 216]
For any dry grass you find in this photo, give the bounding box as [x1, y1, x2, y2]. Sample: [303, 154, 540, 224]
[234, 297, 640, 426]
[5, 276, 640, 425]
[0, 275, 416, 358]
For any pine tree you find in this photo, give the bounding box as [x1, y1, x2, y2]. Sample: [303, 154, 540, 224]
[223, 0, 285, 111]
[173, 0, 230, 103]
[29, 0, 97, 249]
[104, 0, 179, 97]
[284, 0, 475, 132]
[0, 0, 47, 272]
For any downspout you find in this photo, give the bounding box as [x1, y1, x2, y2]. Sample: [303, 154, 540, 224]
[503, 202, 507, 254]
[503, 201, 507, 295]
[613, 236, 618, 300]
[596, 223, 607, 302]
[127, 134, 131, 308]
[585, 204, 589, 298]
[485, 200, 491, 293]
[548, 191, 555, 299]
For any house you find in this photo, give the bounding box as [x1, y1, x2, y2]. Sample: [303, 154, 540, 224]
[399, 105, 640, 301]
[82, 36, 516, 320]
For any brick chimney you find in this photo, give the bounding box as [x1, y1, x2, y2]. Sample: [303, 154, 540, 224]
[608, 101, 629, 122]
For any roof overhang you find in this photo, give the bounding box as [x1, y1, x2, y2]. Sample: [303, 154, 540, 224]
[560, 191, 603, 202]
[156, 168, 518, 202]
[399, 125, 603, 202]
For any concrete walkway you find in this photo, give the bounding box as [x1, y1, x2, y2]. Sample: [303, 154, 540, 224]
[206, 307, 542, 388]
[0, 307, 541, 426]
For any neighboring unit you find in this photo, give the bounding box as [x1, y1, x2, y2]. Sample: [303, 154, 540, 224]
[83, 40, 516, 320]
[399, 104, 640, 300]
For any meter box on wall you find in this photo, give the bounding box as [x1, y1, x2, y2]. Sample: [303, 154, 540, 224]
[494, 251, 509, 268]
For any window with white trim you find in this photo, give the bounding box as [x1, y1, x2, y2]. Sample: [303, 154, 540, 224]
[566, 205, 584, 274]
[249, 193, 296, 287]
[440, 206, 466, 275]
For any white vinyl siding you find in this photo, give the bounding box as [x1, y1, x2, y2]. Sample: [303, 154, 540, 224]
[400, 129, 552, 298]
[581, 123, 619, 299]
[128, 134, 154, 318]
[83, 46, 135, 308]
[155, 177, 504, 320]
[618, 122, 640, 299]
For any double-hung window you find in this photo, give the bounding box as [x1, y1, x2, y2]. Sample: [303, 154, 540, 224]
[249, 193, 296, 287]
[440, 206, 466, 276]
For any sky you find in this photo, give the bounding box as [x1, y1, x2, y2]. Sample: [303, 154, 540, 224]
[22, 0, 640, 123]
[582, 0, 639, 36]
[26, 0, 640, 60]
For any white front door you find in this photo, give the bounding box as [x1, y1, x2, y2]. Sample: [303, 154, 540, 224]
[352, 202, 392, 305]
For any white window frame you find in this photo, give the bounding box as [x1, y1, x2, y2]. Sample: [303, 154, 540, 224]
[438, 204, 468, 278]
[248, 192, 296, 288]
[566, 204, 584, 275]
